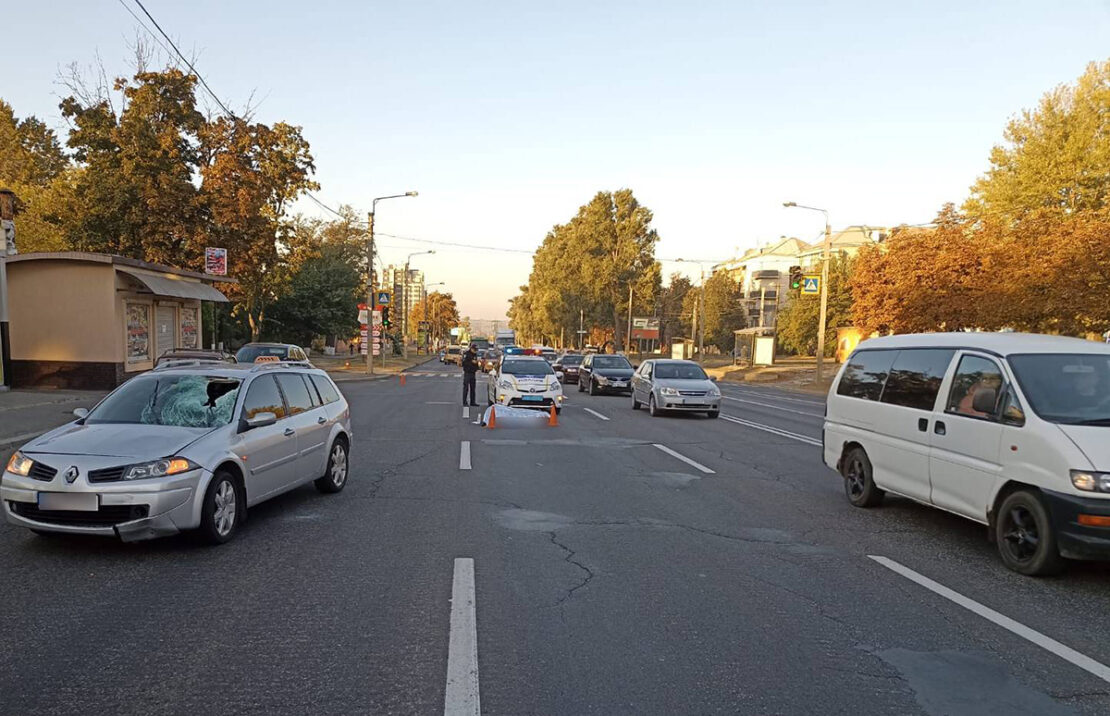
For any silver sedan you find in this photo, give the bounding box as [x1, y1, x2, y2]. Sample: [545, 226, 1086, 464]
[630, 359, 721, 418]
[2, 363, 351, 544]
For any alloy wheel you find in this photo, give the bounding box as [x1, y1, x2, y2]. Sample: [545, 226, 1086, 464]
[330, 444, 348, 487]
[213, 480, 237, 537]
[845, 458, 866, 500]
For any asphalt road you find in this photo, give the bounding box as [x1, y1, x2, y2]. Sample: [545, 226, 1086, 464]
[2, 358, 1110, 715]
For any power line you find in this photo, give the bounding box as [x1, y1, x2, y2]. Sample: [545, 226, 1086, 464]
[129, 0, 236, 118]
[376, 232, 536, 255]
[115, 0, 178, 62]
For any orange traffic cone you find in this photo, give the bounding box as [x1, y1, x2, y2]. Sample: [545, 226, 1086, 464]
[399, 374, 407, 386]
[548, 404, 559, 426]
[487, 405, 497, 429]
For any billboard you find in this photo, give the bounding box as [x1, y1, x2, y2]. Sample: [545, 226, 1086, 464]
[631, 317, 660, 340]
[205, 247, 227, 275]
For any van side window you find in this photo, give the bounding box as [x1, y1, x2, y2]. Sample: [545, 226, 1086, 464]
[836, 350, 895, 401]
[947, 355, 1004, 418]
[880, 349, 955, 411]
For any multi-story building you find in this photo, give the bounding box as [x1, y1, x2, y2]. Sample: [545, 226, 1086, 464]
[383, 265, 426, 333]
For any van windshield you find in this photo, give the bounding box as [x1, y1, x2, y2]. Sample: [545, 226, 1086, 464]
[1009, 353, 1110, 425]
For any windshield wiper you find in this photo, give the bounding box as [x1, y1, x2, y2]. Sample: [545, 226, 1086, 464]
[1068, 418, 1110, 426]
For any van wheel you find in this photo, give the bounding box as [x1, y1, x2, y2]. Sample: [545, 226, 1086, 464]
[841, 447, 883, 508]
[996, 490, 1064, 576]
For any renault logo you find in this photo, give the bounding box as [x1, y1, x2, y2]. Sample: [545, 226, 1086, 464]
[64, 466, 79, 484]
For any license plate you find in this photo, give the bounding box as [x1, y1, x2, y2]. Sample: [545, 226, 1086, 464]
[37, 492, 99, 512]
[523, 395, 543, 402]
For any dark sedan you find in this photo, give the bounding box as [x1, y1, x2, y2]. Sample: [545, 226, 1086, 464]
[554, 353, 584, 384]
[577, 354, 634, 395]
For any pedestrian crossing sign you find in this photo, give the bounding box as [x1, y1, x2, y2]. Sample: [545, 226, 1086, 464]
[802, 276, 820, 295]
[376, 291, 391, 306]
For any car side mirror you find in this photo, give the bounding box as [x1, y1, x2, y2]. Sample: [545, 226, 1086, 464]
[73, 407, 89, 419]
[243, 412, 278, 431]
[972, 388, 998, 415]
[710, 376, 719, 382]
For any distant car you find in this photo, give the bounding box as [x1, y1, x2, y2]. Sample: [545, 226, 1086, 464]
[235, 343, 309, 364]
[539, 348, 557, 363]
[2, 362, 352, 544]
[479, 349, 500, 372]
[487, 355, 563, 413]
[155, 349, 236, 368]
[631, 359, 720, 418]
[578, 354, 634, 395]
[468, 337, 491, 352]
[443, 345, 463, 365]
[553, 352, 584, 384]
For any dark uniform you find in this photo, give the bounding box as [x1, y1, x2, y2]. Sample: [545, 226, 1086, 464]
[461, 345, 479, 406]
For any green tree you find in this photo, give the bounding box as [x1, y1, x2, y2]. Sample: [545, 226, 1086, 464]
[267, 240, 361, 345]
[777, 255, 855, 356]
[0, 99, 73, 251]
[658, 272, 693, 346]
[681, 270, 746, 353]
[965, 60, 1110, 221]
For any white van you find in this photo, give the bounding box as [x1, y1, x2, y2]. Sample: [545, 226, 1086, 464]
[824, 332, 1110, 576]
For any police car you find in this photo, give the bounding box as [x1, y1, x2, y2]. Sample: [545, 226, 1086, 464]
[487, 349, 564, 413]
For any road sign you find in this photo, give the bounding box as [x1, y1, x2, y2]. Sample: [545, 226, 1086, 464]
[802, 276, 821, 295]
[372, 310, 382, 327]
[376, 291, 391, 306]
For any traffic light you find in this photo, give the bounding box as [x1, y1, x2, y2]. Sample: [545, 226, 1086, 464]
[789, 266, 803, 290]
[381, 306, 391, 328]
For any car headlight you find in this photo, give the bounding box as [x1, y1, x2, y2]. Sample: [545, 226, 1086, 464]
[122, 457, 198, 481]
[660, 387, 680, 396]
[707, 386, 721, 397]
[1070, 471, 1110, 493]
[6, 451, 34, 476]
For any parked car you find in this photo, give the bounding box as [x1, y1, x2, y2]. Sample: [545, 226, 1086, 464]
[553, 352, 584, 384]
[479, 349, 500, 372]
[2, 362, 351, 544]
[155, 349, 236, 368]
[824, 332, 1110, 576]
[235, 342, 309, 364]
[578, 353, 634, 395]
[631, 359, 720, 418]
[443, 345, 463, 365]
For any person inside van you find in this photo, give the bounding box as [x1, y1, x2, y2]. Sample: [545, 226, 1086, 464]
[954, 377, 1001, 417]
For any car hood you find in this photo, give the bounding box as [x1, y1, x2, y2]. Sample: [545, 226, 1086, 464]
[592, 367, 634, 378]
[21, 422, 212, 460]
[654, 378, 717, 391]
[1057, 424, 1110, 470]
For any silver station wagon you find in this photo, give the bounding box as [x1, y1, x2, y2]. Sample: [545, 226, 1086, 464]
[2, 361, 351, 544]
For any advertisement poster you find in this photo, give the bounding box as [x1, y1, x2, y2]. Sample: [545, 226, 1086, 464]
[126, 303, 151, 362]
[205, 247, 227, 275]
[180, 307, 199, 349]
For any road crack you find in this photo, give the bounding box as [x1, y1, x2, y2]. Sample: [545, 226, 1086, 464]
[547, 530, 594, 606]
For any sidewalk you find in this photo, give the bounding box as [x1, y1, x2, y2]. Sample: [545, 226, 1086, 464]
[704, 356, 837, 396]
[313, 353, 435, 381]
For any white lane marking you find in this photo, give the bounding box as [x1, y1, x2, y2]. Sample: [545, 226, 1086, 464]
[583, 407, 610, 421]
[445, 558, 481, 716]
[652, 444, 715, 474]
[720, 415, 823, 446]
[869, 555, 1110, 684]
[459, 441, 472, 470]
[722, 395, 824, 418]
[427, 401, 454, 405]
[463, 406, 470, 419]
[724, 387, 824, 406]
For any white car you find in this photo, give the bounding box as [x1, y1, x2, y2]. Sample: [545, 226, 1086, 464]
[824, 332, 1110, 576]
[487, 355, 564, 414]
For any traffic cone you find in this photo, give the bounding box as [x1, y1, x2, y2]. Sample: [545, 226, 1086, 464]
[548, 404, 559, 426]
[487, 405, 497, 429]
[399, 374, 406, 386]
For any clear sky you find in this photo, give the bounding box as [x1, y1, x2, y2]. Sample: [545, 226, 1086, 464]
[5, 1, 1110, 320]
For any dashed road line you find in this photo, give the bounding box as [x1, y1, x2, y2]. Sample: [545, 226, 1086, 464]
[869, 555, 1110, 684]
[652, 444, 715, 474]
[582, 407, 610, 421]
[459, 441, 472, 470]
[720, 415, 822, 446]
[444, 558, 481, 715]
[463, 406, 470, 419]
[723, 387, 824, 405]
[722, 395, 823, 418]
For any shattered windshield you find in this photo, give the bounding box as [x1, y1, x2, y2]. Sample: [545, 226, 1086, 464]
[85, 375, 241, 428]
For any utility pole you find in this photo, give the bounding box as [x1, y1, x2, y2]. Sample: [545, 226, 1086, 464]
[691, 292, 698, 361]
[816, 218, 831, 382]
[579, 309, 584, 349]
[0, 188, 14, 389]
[697, 268, 706, 362]
[626, 284, 634, 354]
[365, 211, 375, 374]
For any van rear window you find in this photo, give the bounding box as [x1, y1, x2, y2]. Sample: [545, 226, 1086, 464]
[837, 350, 895, 401]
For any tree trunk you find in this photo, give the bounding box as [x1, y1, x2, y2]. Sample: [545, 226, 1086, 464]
[612, 306, 623, 352]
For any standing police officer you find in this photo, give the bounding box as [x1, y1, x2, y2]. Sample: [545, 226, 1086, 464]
[461, 343, 480, 406]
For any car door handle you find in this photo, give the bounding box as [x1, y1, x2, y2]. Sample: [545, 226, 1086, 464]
[283, 427, 296, 437]
[317, 416, 327, 425]
[918, 418, 928, 432]
[934, 421, 946, 436]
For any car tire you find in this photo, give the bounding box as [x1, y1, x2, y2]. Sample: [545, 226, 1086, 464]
[589, 379, 597, 396]
[841, 447, 883, 508]
[649, 394, 661, 417]
[578, 377, 585, 393]
[707, 410, 719, 419]
[632, 393, 641, 410]
[199, 471, 242, 545]
[995, 490, 1064, 576]
[315, 438, 349, 494]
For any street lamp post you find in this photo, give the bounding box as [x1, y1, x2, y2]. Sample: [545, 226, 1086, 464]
[402, 250, 435, 358]
[366, 191, 418, 373]
[783, 201, 832, 382]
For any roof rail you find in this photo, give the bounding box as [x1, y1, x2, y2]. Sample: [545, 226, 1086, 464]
[249, 360, 316, 373]
[153, 359, 235, 371]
